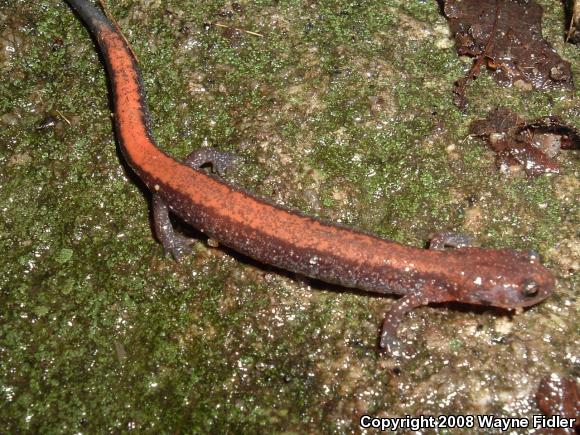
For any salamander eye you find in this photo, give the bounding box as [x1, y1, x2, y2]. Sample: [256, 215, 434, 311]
[522, 280, 539, 297]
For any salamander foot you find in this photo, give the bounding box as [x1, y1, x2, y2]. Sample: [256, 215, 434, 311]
[429, 232, 473, 250]
[379, 333, 406, 357]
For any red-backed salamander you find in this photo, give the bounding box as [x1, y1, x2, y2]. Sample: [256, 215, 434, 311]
[64, 0, 555, 355]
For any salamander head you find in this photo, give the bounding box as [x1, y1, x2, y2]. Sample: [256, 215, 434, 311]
[450, 249, 555, 309]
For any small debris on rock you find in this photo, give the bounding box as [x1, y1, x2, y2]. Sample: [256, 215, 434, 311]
[470, 108, 580, 176]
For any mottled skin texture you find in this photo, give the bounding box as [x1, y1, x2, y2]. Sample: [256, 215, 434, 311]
[64, 0, 555, 355]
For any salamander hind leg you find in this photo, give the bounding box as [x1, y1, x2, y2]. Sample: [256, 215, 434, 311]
[428, 232, 473, 250]
[183, 147, 238, 175]
[153, 194, 196, 260]
[152, 147, 238, 260]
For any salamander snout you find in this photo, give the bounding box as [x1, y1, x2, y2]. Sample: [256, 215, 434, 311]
[505, 256, 555, 308]
[481, 274, 554, 309]
[458, 247, 556, 309]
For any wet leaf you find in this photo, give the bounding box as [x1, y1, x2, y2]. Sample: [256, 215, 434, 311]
[566, 0, 580, 43]
[444, 0, 573, 107]
[470, 108, 579, 176]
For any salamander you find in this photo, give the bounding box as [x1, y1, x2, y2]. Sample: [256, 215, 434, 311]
[64, 0, 555, 355]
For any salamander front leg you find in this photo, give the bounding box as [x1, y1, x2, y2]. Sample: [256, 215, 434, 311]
[379, 232, 472, 354]
[152, 147, 238, 260]
[379, 291, 429, 357]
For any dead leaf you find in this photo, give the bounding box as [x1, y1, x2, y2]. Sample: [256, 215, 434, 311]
[566, 0, 580, 43]
[470, 108, 579, 176]
[444, 0, 573, 108]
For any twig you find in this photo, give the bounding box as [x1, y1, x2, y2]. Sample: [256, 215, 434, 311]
[214, 23, 263, 37]
[55, 109, 71, 126]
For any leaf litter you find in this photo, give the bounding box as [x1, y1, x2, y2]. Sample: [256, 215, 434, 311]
[443, 0, 573, 108]
[470, 107, 580, 176]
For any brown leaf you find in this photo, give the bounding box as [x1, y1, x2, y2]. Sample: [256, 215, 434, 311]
[470, 108, 580, 177]
[566, 0, 580, 43]
[444, 0, 573, 108]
